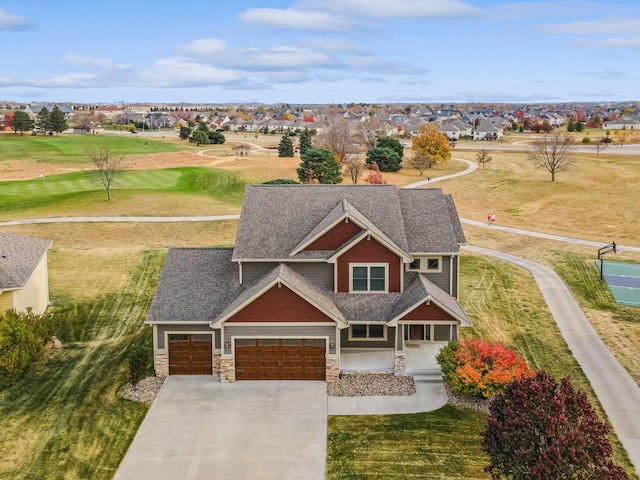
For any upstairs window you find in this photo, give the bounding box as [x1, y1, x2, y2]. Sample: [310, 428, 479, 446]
[408, 258, 421, 270]
[351, 264, 387, 292]
[427, 258, 440, 271]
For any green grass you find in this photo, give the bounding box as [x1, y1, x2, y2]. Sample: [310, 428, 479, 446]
[0, 250, 164, 480]
[0, 167, 246, 215]
[327, 406, 488, 479]
[0, 134, 184, 164]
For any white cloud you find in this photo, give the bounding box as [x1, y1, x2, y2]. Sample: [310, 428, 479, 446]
[541, 18, 640, 35]
[137, 57, 243, 87]
[240, 8, 357, 32]
[0, 8, 31, 30]
[0, 72, 98, 88]
[60, 54, 131, 71]
[315, 0, 480, 18]
[572, 37, 640, 50]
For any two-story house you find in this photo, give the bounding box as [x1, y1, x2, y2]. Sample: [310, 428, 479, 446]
[146, 185, 471, 383]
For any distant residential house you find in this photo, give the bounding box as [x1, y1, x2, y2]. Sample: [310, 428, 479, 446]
[439, 124, 463, 140]
[474, 121, 503, 141]
[73, 122, 104, 134]
[93, 106, 125, 120]
[0, 233, 52, 315]
[602, 116, 640, 130]
[25, 103, 75, 120]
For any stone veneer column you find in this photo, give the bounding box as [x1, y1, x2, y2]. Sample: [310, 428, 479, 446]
[326, 357, 339, 384]
[394, 353, 406, 373]
[155, 353, 169, 377]
[220, 357, 236, 383]
[212, 353, 221, 377]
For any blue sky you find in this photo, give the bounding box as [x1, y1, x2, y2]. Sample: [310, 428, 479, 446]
[1, 0, 639, 104]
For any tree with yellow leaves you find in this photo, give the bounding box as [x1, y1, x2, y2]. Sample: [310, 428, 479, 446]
[411, 123, 451, 168]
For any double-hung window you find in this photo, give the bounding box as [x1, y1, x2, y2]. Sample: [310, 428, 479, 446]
[351, 264, 387, 292]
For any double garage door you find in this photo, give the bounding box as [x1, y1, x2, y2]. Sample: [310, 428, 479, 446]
[235, 339, 326, 380]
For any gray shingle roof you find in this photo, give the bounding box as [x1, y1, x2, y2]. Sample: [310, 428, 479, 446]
[398, 188, 464, 252]
[148, 248, 470, 326]
[0, 233, 52, 290]
[233, 184, 462, 261]
[145, 248, 242, 323]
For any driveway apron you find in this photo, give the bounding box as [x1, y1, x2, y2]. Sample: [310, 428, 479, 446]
[115, 377, 327, 480]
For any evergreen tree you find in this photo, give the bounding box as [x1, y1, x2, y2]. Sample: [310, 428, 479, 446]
[299, 127, 313, 156]
[365, 146, 402, 172]
[376, 136, 404, 160]
[278, 134, 294, 157]
[566, 118, 576, 132]
[574, 120, 584, 132]
[10, 110, 34, 136]
[208, 130, 225, 144]
[36, 107, 50, 134]
[297, 148, 342, 184]
[49, 106, 68, 135]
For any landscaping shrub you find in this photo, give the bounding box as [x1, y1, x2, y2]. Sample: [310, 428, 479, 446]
[0, 309, 56, 389]
[437, 338, 533, 398]
[127, 344, 149, 385]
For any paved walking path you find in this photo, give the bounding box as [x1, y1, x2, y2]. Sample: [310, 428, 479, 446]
[464, 245, 640, 473]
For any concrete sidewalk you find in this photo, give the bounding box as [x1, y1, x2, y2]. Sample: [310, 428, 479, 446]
[464, 246, 640, 474]
[328, 382, 447, 416]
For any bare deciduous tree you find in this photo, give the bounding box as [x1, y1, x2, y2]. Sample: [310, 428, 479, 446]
[86, 143, 124, 200]
[476, 149, 492, 169]
[407, 152, 434, 175]
[356, 115, 390, 149]
[528, 133, 575, 182]
[316, 115, 357, 163]
[344, 156, 365, 184]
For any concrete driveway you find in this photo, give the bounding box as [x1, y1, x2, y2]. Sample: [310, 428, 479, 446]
[115, 376, 327, 480]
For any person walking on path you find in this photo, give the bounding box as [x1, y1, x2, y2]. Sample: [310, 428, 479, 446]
[487, 213, 492, 225]
[491, 212, 496, 225]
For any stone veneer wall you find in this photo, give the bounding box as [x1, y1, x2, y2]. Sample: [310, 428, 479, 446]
[155, 353, 168, 377]
[394, 353, 406, 373]
[220, 357, 236, 383]
[326, 358, 339, 384]
[213, 353, 221, 377]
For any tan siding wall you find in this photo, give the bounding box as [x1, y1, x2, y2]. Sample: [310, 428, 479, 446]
[0, 292, 14, 312]
[14, 255, 50, 314]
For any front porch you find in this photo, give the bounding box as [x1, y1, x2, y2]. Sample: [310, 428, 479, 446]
[340, 342, 445, 375]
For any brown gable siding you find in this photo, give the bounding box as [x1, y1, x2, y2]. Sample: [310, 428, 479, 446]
[226, 284, 335, 323]
[305, 221, 362, 250]
[401, 302, 456, 321]
[336, 238, 401, 292]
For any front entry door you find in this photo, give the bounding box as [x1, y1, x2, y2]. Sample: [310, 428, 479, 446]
[409, 325, 425, 341]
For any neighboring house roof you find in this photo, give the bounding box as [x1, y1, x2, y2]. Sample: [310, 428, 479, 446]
[0, 233, 52, 291]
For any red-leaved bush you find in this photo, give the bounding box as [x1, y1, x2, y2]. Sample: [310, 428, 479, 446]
[482, 371, 628, 479]
[437, 339, 533, 398]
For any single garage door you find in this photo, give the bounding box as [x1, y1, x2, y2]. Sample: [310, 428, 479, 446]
[235, 339, 326, 380]
[168, 334, 213, 375]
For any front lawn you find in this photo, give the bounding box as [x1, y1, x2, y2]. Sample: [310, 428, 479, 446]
[328, 406, 488, 479]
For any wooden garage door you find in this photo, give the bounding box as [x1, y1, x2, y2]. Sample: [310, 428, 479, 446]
[168, 334, 212, 375]
[235, 339, 326, 380]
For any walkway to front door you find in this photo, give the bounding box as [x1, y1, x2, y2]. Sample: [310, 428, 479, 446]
[115, 377, 327, 480]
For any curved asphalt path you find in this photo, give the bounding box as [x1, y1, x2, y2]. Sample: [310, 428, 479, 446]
[3, 157, 639, 473]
